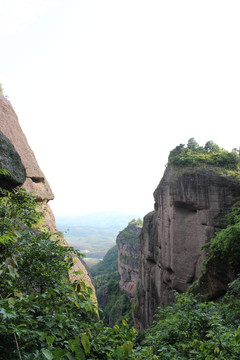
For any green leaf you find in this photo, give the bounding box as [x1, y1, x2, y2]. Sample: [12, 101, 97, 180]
[46, 321, 55, 328]
[81, 333, 91, 354]
[7, 264, 19, 278]
[46, 335, 55, 346]
[68, 338, 86, 359]
[42, 349, 54, 360]
[66, 354, 76, 360]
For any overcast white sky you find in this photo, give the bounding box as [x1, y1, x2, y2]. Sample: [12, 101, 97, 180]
[1, 0, 240, 216]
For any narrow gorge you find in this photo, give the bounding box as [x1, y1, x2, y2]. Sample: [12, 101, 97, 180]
[1, 94, 240, 358]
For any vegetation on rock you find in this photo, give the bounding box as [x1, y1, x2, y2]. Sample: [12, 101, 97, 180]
[203, 201, 240, 273]
[190, 200, 240, 299]
[168, 138, 239, 171]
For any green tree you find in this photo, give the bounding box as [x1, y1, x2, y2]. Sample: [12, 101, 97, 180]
[204, 140, 220, 153]
[187, 137, 199, 150]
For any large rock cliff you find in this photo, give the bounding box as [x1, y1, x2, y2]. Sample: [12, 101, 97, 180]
[116, 221, 141, 300]
[134, 165, 240, 330]
[0, 94, 96, 303]
[0, 94, 53, 203]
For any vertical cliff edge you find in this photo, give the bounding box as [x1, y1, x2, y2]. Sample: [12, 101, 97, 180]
[133, 163, 240, 331]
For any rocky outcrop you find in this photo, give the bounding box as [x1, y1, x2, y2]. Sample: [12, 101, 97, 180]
[0, 94, 54, 202]
[0, 94, 97, 306]
[0, 129, 26, 189]
[117, 222, 141, 300]
[134, 166, 240, 330]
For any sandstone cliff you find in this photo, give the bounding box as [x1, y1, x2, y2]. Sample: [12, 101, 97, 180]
[116, 221, 141, 300]
[134, 165, 240, 330]
[0, 94, 96, 303]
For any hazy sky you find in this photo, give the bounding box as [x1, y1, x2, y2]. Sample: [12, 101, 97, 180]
[1, 0, 240, 216]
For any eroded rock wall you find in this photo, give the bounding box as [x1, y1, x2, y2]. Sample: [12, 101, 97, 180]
[134, 166, 240, 330]
[0, 94, 54, 201]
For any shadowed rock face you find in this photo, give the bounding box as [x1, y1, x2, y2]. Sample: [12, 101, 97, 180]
[133, 166, 240, 330]
[116, 223, 141, 300]
[0, 129, 26, 189]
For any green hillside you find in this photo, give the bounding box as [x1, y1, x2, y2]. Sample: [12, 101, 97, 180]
[91, 245, 132, 327]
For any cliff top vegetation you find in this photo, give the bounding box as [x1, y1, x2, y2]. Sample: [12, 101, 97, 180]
[128, 218, 143, 226]
[168, 138, 239, 171]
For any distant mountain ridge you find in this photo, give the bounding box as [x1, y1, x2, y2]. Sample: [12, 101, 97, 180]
[56, 211, 142, 229]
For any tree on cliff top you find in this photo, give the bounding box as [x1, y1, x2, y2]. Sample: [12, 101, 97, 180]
[187, 137, 199, 150]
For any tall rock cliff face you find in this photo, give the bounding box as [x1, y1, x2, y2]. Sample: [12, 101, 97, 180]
[0, 94, 53, 203]
[0, 94, 96, 303]
[116, 222, 141, 300]
[133, 165, 240, 330]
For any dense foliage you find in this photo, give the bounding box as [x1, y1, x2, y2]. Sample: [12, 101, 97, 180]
[93, 271, 132, 327]
[168, 138, 239, 171]
[203, 201, 240, 272]
[0, 187, 138, 359]
[137, 289, 240, 359]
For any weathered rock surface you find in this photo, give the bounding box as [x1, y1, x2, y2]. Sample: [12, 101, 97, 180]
[0, 94, 97, 307]
[117, 222, 141, 300]
[0, 94, 53, 201]
[0, 129, 26, 189]
[133, 166, 240, 330]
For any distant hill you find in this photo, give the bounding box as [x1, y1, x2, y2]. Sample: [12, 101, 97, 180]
[56, 211, 142, 266]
